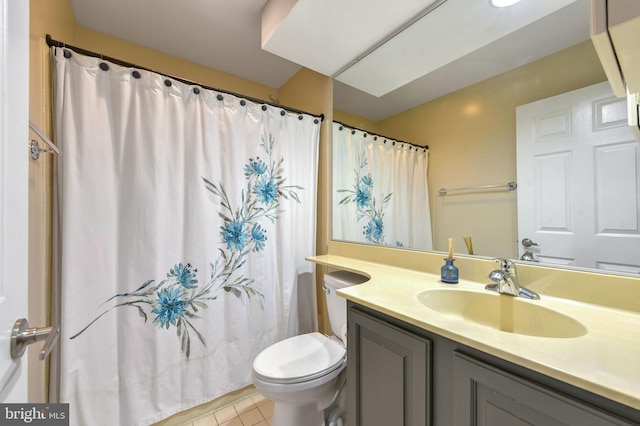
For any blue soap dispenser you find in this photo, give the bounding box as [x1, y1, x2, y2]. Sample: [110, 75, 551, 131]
[441, 238, 459, 284]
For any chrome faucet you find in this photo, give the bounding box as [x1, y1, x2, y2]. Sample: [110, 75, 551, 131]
[486, 258, 540, 300]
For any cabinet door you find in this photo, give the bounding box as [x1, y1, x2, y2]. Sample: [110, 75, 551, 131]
[607, 0, 640, 94]
[347, 306, 432, 426]
[453, 352, 634, 426]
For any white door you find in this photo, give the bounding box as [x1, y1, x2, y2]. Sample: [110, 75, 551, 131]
[0, 0, 30, 401]
[517, 81, 640, 273]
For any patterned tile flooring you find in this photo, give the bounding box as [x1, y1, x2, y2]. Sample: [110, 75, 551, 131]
[188, 393, 274, 426]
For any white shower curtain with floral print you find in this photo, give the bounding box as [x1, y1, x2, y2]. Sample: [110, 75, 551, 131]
[332, 123, 433, 250]
[52, 47, 320, 425]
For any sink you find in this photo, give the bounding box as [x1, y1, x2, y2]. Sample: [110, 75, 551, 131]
[417, 289, 587, 338]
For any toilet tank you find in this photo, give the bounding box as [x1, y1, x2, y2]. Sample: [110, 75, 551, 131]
[324, 271, 368, 339]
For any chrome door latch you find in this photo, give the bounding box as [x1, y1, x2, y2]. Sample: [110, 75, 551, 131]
[10, 318, 60, 360]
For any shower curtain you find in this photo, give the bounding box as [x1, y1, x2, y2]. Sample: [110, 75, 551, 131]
[332, 123, 433, 250]
[52, 47, 320, 425]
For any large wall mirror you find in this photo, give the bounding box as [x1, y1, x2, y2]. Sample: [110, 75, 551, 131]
[331, 0, 640, 277]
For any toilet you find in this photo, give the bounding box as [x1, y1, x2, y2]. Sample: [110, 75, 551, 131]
[252, 270, 368, 426]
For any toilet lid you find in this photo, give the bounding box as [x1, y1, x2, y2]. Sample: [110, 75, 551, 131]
[253, 332, 346, 384]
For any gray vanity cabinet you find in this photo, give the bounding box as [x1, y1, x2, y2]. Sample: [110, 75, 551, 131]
[346, 305, 432, 426]
[453, 352, 633, 426]
[347, 301, 640, 426]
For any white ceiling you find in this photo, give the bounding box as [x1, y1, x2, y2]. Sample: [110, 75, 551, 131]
[70, 0, 591, 121]
[334, 0, 580, 97]
[261, 0, 443, 78]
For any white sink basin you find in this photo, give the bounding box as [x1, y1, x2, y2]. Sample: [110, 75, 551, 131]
[417, 288, 587, 338]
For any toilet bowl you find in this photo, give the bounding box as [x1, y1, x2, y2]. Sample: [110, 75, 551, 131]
[252, 332, 347, 425]
[251, 271, 368, 426]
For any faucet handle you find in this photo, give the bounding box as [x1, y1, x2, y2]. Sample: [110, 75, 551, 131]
[493, 257, 509, 270]
[493, 257, 516, 272]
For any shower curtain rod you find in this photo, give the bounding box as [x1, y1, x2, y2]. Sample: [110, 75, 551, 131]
[334, 120, 429, 151]
[45, 34, 324, 122]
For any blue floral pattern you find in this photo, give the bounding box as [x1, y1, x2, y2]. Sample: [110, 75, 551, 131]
[337, 152, 403, 247]
[153, 286, 188, 328]
[71, 134, 303, 358]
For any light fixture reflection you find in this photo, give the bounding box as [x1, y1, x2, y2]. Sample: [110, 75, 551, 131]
[464, 104, 480, 116]
[490, 0, 522, 7]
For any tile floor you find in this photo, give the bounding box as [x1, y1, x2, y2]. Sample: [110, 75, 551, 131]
[188, 392, 274, 426]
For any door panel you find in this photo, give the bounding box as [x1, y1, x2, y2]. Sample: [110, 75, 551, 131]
[453, 352, 633, 426]
[347, 306, 432, 426]
[517, 82, 640, 272]
[0, 0, 29, 402]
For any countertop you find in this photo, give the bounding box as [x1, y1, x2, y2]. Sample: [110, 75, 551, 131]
[307, 254, 640, 411]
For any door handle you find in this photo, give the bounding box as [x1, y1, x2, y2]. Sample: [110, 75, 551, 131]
[10, 318, 60, 360]
[521, 238, 539, 248]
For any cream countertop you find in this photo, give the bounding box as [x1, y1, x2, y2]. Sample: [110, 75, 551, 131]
[307, 254, 640, 411]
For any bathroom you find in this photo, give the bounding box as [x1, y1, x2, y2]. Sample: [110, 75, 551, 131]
[3, 0, 639, 424]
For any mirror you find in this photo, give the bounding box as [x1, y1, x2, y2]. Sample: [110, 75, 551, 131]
[331, 0, 640, 276]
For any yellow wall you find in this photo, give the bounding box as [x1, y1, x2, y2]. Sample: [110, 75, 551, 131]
[28, 0, 333, 402]
[72, 26, 277, 100]
[335, 40, 606, 258]
[333, 109, 379, 134]
[29, 0, 77, 404]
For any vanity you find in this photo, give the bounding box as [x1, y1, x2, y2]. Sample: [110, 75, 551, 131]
[318, 2, 640, 424]
[307, 250, 640, 426]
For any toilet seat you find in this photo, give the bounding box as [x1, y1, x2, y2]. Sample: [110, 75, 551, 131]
[253, 332, 346, 385]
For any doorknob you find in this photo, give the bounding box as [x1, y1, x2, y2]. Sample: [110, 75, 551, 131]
[10, 318, 60, 360]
